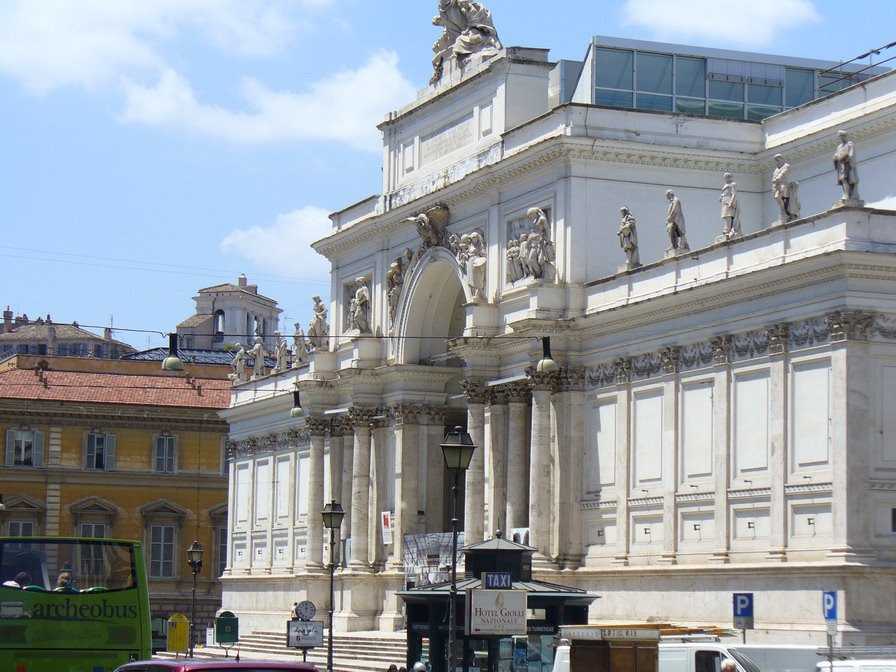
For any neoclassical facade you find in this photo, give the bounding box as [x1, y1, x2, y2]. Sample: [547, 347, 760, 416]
[221, 34, 896, 644]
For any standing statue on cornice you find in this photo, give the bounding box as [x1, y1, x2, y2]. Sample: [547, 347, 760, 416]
[273, 331, 288, 373]
[833, 130, 862, 204]
[248, 336, 266, 379]
[430, 0, 503, 84]
[292, 323, 310, 368]
[719, 172, 742, 239]
[665, 190, 690, 255]
[307, 295, 329, 350]
[772, 154, 801, 224]
[618, 207, 641, 269]
[229, 343, 248, 383]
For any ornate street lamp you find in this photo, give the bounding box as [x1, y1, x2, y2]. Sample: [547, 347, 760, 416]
[290, 387, 305, 418]
[321, 500, 345, 672]
[440, 426, 476, 672]
[186, 540, 204, 657]
[536, 336, 559, 373]
[162, 333, 184, 371]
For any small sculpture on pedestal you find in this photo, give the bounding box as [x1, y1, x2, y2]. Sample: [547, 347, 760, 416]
[273, 331, 288, 373]
[719, 172, 742, 240]
[248, 336, 266, 379]
[465, 231, 487, 302]
[524, 207, 556, 281]
[307, 295, 329, 350]
[506, 237, 524, 283]
[773, 154, 801, 223]
[665, 190, 690, 255]
[617, 207, 641, 270]
[833, 130, 862, 205]
[229, 344, 248, 383]
[348, 278, 372, 335]
[292, 323, 309, 368]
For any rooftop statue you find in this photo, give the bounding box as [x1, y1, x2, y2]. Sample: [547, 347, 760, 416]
[292, 323, 309, 368]
[307, 295, 329, 350]
[229, 343, 248, 383]
[665, 190, 690, 255]
[772, 154, 801, 223]
[833, 130, 862, 205]
[430, 0, 503, 84]
[248, 336, 266, 379]
[406, 204, 450, 249]
[618, 207, 641, 270]
[272, 331, 288, 373]
[719, 172, 742, 240]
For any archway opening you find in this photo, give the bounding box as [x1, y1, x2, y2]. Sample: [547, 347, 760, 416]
[399, 258, 466, 365]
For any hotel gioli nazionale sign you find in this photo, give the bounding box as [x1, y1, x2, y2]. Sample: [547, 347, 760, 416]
[467, 588, 528, 636]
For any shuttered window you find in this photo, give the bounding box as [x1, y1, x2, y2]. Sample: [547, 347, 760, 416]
[86, 433, 116, 471]
[5, 429, 45, 468]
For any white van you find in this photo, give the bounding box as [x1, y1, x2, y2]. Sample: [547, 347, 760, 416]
[817, 662, 896, 672]
[551, 642, 822, 672]
[659, 643, 822, 672]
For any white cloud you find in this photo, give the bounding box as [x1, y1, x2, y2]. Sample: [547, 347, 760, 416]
[622, 0, 820, 46]
[0, 0, 323, 93]
[120, 51, 415, 151]
[868, 196, 896, 210]
[220, 207, 333, 279]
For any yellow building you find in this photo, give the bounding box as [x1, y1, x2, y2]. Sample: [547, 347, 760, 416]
[0, 354, 231, 636]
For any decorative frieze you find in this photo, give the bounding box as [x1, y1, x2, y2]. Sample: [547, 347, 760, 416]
[674, 491, 716, 503]
[585, 362, 617, 389]
[229, 429, 310, 458]
[423, 405, 448, 425]
[731, 328, 773, 361]
[631, 352, 664, 380]
[788, 317, 831, 350]
[826, 310, 874, 342]
[557, 366, 586, 391]
[581, 500, 617, 511]
[872, 314, 896, 340]
[783, 482, 833, 495]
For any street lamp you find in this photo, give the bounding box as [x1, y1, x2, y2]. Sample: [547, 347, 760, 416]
[440, 426, 476, 672]
[186, 540, 204, 657]
[162, 333, 184, 371]
[0, 494, 5, 512]
[321, 500, 345, 672]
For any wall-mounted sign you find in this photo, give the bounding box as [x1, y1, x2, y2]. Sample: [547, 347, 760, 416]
[467, 589, 527, 636]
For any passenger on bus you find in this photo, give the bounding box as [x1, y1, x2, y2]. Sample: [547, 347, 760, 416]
[2, 571, 32, 588]
[55, 570, 76, 592]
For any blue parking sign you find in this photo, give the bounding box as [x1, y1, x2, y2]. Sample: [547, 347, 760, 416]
[733, 592, 754, 630]
[823, 591, 837, 621]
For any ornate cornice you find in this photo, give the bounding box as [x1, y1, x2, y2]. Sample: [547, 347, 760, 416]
[784, 482, 833, 495]
[728, 487, 772, 499]
[581, 499, 617, 511]
[789, 317, 831, 350]
[868, 480, 896, 491]
[674, 492, 716, 503]
[228, 428, 311, 458]
[627, 496, 664, 508]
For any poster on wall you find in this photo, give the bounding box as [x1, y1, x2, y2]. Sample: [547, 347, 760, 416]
[381, 511, 394, 545]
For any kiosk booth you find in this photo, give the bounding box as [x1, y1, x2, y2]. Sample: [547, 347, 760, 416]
[399, 534, 597, 672]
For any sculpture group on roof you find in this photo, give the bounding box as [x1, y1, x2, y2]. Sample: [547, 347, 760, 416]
[430, 0, 502, 84]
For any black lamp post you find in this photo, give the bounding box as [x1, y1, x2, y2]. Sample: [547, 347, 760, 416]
[321, 500, 345, 672]
[186, 540, 204, 657]
[440, 426, 476, 672]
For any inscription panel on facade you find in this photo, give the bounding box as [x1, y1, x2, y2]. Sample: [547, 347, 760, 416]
[881, 365, 896, 463]
[296, 454, 309, 518]
[681, 382, 714, 480]
[255, 460, 271, 524]
[734, 370, 770, 476]
[420, 113, 474, 165]
[633, 389, 663, 485]
[791, 359, 831, 469]
[275, 456, 291, 522]
[236, 464, 250, 524]
[586, 400, 617, 494]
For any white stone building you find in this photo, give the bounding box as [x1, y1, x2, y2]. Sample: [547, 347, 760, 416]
[221, 34, 896, 645]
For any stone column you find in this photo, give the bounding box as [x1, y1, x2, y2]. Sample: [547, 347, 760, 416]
[390, 403, 423, 569]
[306, 417, 327, 569]
[488, 389, 508, 537]
[348, 408, 374, 570]
[505, 382, 531, 532]
[329, 425, 344, 503]
[554, 368, 586, 567]
[710, 338, 732, 563]
[462, 380, 488, 544]
[528, 368, 559, 566]
[424, 407, 447, 532]
[613, 359, 633, 566]
[766, 325, 788, 563]
[659, 348, 680, 565]
[338, 419, 354, 551]
[828, 311, 876, 560]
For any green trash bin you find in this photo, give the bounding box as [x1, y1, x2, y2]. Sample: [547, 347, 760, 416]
[215, 611, 239, 645]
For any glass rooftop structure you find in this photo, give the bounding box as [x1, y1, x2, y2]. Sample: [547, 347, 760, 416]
[568, 36, 889, 121]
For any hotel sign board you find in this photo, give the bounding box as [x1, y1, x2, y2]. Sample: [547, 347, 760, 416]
[467, 589, 528, 636]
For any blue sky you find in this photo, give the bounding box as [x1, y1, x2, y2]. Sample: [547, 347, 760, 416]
[1, 0, 894, 350]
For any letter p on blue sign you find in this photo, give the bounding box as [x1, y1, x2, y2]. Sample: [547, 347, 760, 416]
[733, 592, 754, 630]
[823, 591, 837, 621]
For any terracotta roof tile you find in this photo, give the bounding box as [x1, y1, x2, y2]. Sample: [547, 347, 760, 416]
[0, 369, 231, 409]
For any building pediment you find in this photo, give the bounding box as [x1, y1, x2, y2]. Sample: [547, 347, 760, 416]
[140, 499, 190, 519]
[69, 496, 122, 516]
[3, 494, 46, 513]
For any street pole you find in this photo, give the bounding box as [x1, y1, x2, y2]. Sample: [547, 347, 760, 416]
[190, 569, 197, 657]
[328, 525, 336, 672]
[448, 467, 459, 672]
[186, 541, 204, 659]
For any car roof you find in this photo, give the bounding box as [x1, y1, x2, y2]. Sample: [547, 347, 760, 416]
[116, 661, 317, 671]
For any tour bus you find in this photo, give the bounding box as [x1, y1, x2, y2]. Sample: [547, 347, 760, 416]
[0, 536, 152, 672]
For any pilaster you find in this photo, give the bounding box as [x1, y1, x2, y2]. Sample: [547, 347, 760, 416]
[555, 367, 585, 568]
[487, 389, 508, 537]
[710, 337, 732, 563]
[462, 379, 488, 544]
[659, 348, 679, 565]
[613, 358, 632, 566]
[766, 324, 788, 563]
[526, 367, 559, 567]
[305, 416, 328, 570]
[389, 403, 424, 569]
[347, 407, 376, 571]
[505, 381, 531, 531]
[424, 407, 448, 532]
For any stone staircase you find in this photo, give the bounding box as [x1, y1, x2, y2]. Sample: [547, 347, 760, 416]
[172, 629, 409, 672]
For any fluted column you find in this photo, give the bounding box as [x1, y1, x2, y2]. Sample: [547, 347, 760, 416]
[424, 407, 447, 532]
[327, 421, 346, 562]
[527, 368, 559, 565]
[462, 380, 489, 544]
[306, 417, 327, 569]
[348, 407, 375, 570]
[390, 403, 424, 569]
[338, 419, 354, 547]
[505, 382, 531, 531]
[488, 389, 508, 537]
[554, 367, 586, 567]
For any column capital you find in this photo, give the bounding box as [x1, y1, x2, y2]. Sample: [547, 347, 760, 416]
[660, 348, 679, 376]
[767, 323, 789, 355]
[423, 405, 448, 425]
[504, 380, 532, 403]
[557, 366, 586, 391]
[614, 357, 632, 385]
[826, 310, 875, 342]
[348, 406, 383, 428]
[490, 387, 509, 405]
[388, 403, 425, 425]
[306, 416, 329, 436]
[461, 379, 491, 404]
[711, 336, 731, 366]
[327, 417, 351, 437]
[525, 367, 560, 392]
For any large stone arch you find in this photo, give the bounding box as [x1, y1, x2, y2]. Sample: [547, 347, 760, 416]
[394, 247, 469, 365]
